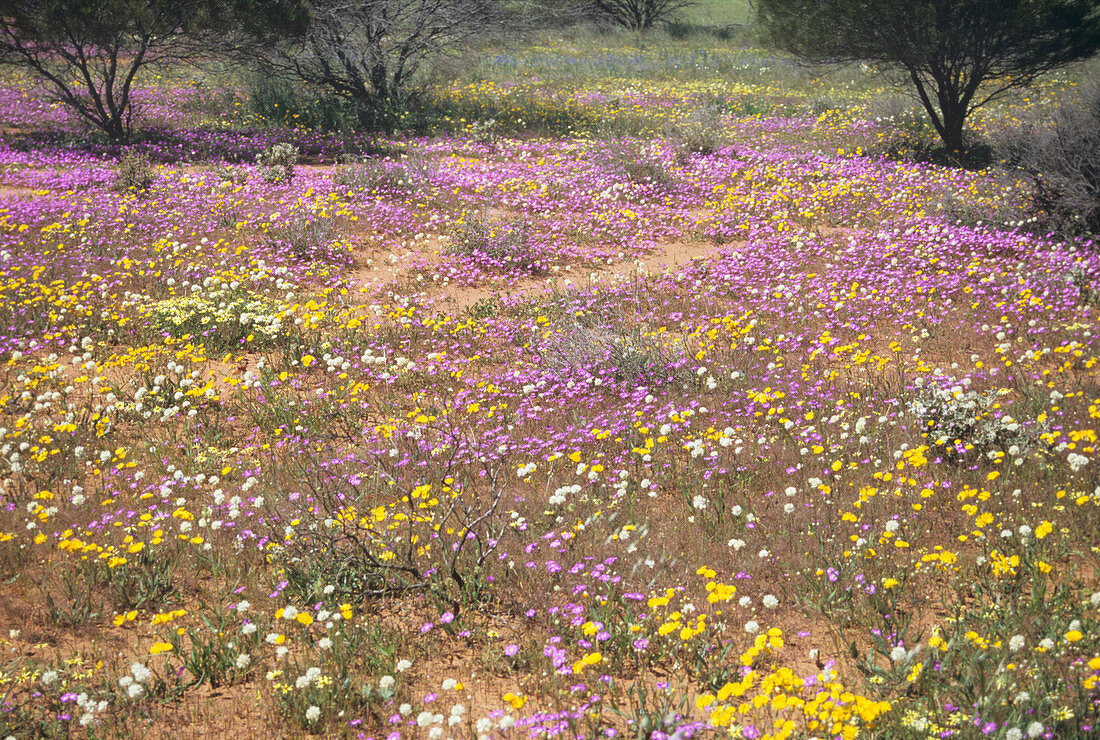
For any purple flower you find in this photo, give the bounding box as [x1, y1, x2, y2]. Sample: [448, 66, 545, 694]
[504, 644, 519, 657]
[440, 612, 454, 624]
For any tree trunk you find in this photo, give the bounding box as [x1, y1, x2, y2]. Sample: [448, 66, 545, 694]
[939, 101, 967, 155]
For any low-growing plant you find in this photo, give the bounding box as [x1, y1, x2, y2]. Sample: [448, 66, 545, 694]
[270, 214, 346, 262]
[147, 289, 290, 352]
[535, 317, 680, 386]
[262, 422, 512, 612]
[448, 212, 545, 274]
[1067, 262, 1099, 306]
[994, 81, 1100, 239]
[332, 153, 430, 194]
[207, 163, 249, 186]
[666, 103, 729, 156]
[908, 376, 1041, 463]
[607, 680, 694, 740]
[272, 617, 407, 732]
[256, 143, 299, 184]
[114, 151, 156, 192]
[605, 140, 674, 186]
[164, 600, 257, 690]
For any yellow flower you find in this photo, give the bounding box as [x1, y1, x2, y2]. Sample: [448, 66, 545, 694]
[149, 642, 174, 654]
[1065, 630, 1083, 642]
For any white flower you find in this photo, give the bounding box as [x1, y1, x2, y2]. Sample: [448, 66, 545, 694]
[739, 596, 752, 608]
[744, 620, 759, 634]
[728, 538, 746, 550]
[379, 675, 396, 691]
[1039, 637, 1054, 651]
[783, 503, 794, 514]
[890, 646, 907, 662]
[399, 703, 412, 715]
[1067, 452, 1089, 472]
[1006, 729, 1022, 740]
[236, 600, 250, 613]
[242, 623, 257, 635]
[417, 711, 434, 727]
[1027, 722, 1044, 738]
[758, 549, 770, 559]
[1009, 635, 1025, 652]
[131, 662, 151, 683]
[692, 495, 707, 510]
[127, 683, 144, 699]
[318, 637, 333, 650]
[235, 654, 251, 669]
[499, 716, 515, 730]
[442, 678, 457, 690]
[282, 605, 298, 620]
[396, 659, 413, 672]
[41, 670, 58, 685]
[762, 595, 779, 609]
[305, 706, 320, 722]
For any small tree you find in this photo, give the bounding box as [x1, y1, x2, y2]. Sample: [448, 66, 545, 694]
[754, 0, 1100, 154]
[590, 0, 695, 30]
[261, 0, 515, 130]
[0, 0, 303, 142]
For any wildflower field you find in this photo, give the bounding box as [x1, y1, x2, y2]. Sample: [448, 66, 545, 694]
[0, 24, 1099, 740]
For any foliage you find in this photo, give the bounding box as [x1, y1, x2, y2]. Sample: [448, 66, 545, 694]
[589, 0, 696, 31]
[257, 0, 516, 130]
[113, 151, 157, 191]
[755, 0, 1100, 155]
[447, 212, 546, 274]
[0, 0, 302, 142]
[256, 142, 299, 183]
[995, 81, 1100, 238]
[147, 290, 290, 350]
[908, 376, 1041, 463]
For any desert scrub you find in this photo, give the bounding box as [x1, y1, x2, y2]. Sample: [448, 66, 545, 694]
[447, 212, 546, 275]
[147, 289, 290, 351]
[114, 151, 156, 191]
[665, 103, 729, 156]
[270, 213, 353, 263]
[256, 142, 298, 184]
[535, 317, 681, 387]
[604, 139, 674, 187]
[332, 153, 430, 195]
[994, 81, 1100, 238]
[908, 376, 1042, 463]
[271, 616, 408, 733]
